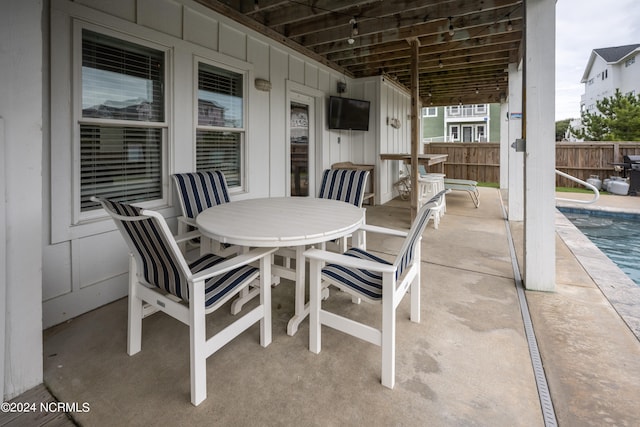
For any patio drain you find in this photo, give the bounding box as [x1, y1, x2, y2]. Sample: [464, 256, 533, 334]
[499, 197, 558, 427]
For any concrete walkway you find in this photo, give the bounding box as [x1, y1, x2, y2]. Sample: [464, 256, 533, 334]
[36, 188, 640, 426]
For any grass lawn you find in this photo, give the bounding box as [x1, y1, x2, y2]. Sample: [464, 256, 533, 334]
[478, 182, 607, 194]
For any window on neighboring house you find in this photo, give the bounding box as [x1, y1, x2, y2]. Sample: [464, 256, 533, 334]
[475, 104, 487, 114]
[448, 106, 460, 115]
[449, 125, 459, 141]
[196, 62, 245, 188]
[80, 29, 166, 212]
[602, 69, 608, 80]
[476, 124, 486, 142]
[625, 56, 636, 67]
[422, 107, 437, 117]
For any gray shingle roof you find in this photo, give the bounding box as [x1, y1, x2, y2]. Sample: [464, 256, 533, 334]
[594, 44, 640, 62]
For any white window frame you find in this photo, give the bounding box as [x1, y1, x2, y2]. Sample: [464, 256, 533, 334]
[476, 124, 486, 142]
[422, 107, 437, 117]
[448, 106, 460, 116]
[475, 104, 487, 114]
[194, 57, 248, 191]
[51, 13, 176, 244]
[449, 125, 460, 141]
[73, 22, 170, 224]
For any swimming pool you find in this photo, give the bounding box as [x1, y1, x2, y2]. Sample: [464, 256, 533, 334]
[558, 207, 640, 286]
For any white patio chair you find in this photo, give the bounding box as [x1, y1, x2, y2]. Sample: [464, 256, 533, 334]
[172, 170, 238, 256]
[304, 190, 448, 389]
[93, 196, 276, 406]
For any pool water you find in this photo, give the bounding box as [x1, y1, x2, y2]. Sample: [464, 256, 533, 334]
[559, 208, 640, 287]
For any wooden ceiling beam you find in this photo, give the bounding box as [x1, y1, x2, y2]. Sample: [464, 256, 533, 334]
[285, 0, 520, 40]
[327, 28, 522, 63]
[298, 5, 522, 50]
[337, 37, 520, 71]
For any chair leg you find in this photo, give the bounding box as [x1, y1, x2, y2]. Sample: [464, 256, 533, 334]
[189, 279, 207, 406]
[309, 258, 323, 354]
[260, 254, 272, 347]
[177, 221, 188, 253]
[410, 250, 421, 323]
[381, 273, 396, 389]
[127, 256, 143, 356]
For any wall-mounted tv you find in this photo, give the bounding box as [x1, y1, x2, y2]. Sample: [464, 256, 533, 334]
[328, 96, 370, 131]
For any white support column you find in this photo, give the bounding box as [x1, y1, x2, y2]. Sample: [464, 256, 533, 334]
[524, 0, 556, 292]
[1, 0, 44, 400]
[508, 62, 524, 221]
[499, 101, 509, 189]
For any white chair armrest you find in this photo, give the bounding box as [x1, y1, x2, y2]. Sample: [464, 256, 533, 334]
[177, 215, 197, 227]
[190, 247, 277, 282]
[304, 248, 397, 274]
[359, 223, 408, 238]
[174, 229, 202, 244]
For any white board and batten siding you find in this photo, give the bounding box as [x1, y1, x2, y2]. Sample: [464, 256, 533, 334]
[44, 0, 412, 327]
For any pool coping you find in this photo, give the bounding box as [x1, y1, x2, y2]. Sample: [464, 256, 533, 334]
[555, 207, 640, 341]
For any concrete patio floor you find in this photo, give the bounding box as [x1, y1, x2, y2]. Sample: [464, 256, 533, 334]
[36, 187, 640, 426]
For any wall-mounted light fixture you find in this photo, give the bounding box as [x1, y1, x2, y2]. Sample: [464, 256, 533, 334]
[254, 78, 272, 91]
[387, 117, 401, 129]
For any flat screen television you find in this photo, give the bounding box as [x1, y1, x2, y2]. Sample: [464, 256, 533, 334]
[328, 96, 370, 131]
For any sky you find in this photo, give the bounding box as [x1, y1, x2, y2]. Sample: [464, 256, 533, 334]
[555, 0, 640, 120]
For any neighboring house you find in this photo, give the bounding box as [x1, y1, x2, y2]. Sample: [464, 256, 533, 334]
[422, 103, 501, 143]
[580, 44, 640, 115]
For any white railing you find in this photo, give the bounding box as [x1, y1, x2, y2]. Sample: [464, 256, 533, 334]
[445, 105, 488, 119]
[555, 169, 600, 204]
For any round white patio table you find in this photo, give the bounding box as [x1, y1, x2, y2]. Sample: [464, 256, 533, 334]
[196, 197, 365, 335]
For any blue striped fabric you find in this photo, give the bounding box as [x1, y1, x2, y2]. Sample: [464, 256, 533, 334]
[322, 248, 392, 300]
[321, 191, 446, 299]
[318, 169, 369, 207]
[101, 198, 258, 309]
[173, 171, 230, 219]
[190, 256, 258, 308]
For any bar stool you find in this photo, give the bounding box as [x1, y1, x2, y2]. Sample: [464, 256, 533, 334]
[417, 173, 446, 228]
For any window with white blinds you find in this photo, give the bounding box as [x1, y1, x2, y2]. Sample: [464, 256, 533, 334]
[80, 29, 165, 211]
[196, 62, 244, 187]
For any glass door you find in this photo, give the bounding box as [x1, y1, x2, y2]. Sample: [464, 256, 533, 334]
[290, 100, 310, 196]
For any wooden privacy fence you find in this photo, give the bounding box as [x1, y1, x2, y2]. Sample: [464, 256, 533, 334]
[424, 141, 640, 187]
[555, 142, 640, 187]
[424, 143, 500, 183]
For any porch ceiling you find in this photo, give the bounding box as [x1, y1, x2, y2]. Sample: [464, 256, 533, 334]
[195, 0, 523, 106]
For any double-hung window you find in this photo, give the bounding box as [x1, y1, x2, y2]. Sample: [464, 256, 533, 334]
[196, 62, 245, 188]
[80, 29, 166, 212]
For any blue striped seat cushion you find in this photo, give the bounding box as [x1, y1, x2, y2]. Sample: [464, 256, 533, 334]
[321, 248, 393, 301]
[190, 254, 259, 309]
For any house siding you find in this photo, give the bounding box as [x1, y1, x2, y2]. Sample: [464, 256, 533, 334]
[422, 104, 501, 143]
[581, 49, 640, 114]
